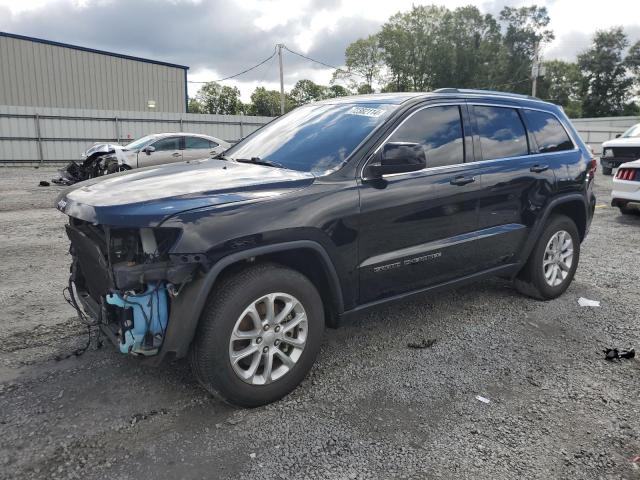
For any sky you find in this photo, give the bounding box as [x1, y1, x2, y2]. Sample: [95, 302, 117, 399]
[1, 0, 639, 101]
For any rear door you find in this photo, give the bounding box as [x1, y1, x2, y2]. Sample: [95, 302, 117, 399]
[469, 104, 563, 269]
[183, 136, 218, 161]
[357, 102, 485, 304]
[140, 136, 182, 167]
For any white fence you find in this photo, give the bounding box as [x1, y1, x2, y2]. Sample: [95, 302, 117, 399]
[0, 105, 274, 164]
[0, 104, 638, 164]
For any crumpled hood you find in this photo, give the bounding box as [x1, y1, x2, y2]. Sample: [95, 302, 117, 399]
[82, 143, 123, 158]
[602, 137, 640, 148]
[56, 159, 315, 227]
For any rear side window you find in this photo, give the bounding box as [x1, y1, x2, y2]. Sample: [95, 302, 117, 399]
[523, 109, 574, 153]
[388, 105, 464, 168]
[473, 106, 528, 160]
[185, 137, 212, 150]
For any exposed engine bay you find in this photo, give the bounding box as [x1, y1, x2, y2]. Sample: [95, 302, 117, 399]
[65, 219, 200, 357]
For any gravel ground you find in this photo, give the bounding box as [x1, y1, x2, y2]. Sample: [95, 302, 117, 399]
[0, 166, 639, 480]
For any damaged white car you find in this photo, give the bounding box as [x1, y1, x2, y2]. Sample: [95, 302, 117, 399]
[54, 133, 230, 185]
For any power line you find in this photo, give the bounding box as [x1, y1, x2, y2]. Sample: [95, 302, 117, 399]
[282, 45, 366, 79]
[187, 47, 277, 84]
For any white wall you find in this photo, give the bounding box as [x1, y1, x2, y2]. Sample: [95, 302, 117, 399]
[0, 105, 273, 164]
[569, 116, 640, 154]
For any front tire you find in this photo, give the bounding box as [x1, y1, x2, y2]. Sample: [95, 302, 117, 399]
[514, 215, 580, 300]
[189, 263, 324, 407]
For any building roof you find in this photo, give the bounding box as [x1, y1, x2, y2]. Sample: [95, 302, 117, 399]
[0, 31, 189, 70]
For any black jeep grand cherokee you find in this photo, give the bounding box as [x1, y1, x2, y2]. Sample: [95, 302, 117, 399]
[57, 89, 596, 407]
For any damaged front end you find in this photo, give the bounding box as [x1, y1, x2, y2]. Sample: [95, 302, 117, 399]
[65, 219, 201, 358]
[53, 144, 122, 185]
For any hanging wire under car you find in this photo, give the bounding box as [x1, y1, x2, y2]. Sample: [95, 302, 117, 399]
[56, 280, 103, 360]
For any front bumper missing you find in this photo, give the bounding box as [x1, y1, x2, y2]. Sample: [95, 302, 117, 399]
[65, 222, 202, 362]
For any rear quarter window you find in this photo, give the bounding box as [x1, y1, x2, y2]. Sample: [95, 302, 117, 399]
[473, 106, 529, 161]
[523, 109, 574, 153]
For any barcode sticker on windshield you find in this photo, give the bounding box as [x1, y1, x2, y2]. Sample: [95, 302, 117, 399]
[346, 106, 385, 117]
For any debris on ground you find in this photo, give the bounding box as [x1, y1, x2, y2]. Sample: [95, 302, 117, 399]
[407, 338, 437, 349]
[475, 395, 491, 404]
[578, 297, 601, 307]
[38, 180, 50, 187]
[603, 348, 635, 361]
[129, 409, 168, 426]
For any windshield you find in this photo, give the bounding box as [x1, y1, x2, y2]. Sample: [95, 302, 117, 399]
[224, 103, 397, 174]
[622, 124, 640, 138]
[124, 135, 156, 150]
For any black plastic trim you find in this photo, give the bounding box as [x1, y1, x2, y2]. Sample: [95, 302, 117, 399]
[151, 240, 344, 363]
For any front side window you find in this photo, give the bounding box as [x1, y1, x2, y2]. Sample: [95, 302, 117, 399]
[473, 106, 528, 160]
[387, 105, 464, 168]
[185, 137, 212, 150]
[124, 135, 156, 151]
[153, 137, 180, 152]
[523, 109, 573, 153]
[224, 103, 397, 175]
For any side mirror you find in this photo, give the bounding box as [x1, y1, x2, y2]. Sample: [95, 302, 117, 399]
[365, 142, 426, 178]
[143, 145, 156, 155]
[615, 134, 622, 138]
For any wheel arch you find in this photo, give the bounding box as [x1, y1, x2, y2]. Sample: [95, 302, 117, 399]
[518, 193, 588, 269]
[154, 241, 344, 363]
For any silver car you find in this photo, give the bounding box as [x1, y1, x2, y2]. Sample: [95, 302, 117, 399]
[110, 133, 230, 170]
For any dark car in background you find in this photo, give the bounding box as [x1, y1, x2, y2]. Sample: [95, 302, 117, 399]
[56, 89, 596, 407]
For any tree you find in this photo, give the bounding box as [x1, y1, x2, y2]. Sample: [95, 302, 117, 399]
[578, 28, 636, 117]
[326, 85, 350, 98]
[195, 82, 244, 115]
[290, 79, 328, 106]
[187, 98, 204, 113]
[332, 35, 383, 92]
[537, 60, 584, 117]
[378, 5, 450, 91]
[499, 6, 554, 94]
[626, 39, 640, 102]
[443, 6, 503, 89]
[248, 87, 294, 116]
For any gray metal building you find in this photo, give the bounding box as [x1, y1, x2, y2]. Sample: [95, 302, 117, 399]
[0, 32, 188, 113]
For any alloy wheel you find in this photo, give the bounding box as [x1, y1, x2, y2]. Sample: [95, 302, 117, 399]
[542, 230, 574, 287]
[228, 293, 308, 385]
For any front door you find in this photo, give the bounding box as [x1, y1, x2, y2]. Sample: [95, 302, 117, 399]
[357, 103, 484, 304]
[140, 136, 182, 167]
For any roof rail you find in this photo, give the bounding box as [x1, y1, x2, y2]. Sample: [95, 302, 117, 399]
[433, 88, 540, 101]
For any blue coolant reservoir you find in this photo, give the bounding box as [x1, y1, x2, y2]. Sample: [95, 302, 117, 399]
[106, 283, 168, 356]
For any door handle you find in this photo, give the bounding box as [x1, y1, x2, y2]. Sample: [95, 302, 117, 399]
[530, 164, 549, 173]
[450, 175, 476, 186]
[172, 152, 181, 157]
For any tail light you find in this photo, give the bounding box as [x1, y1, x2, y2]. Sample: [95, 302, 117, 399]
[587, 158, 597, 177]
[617, 168, 638, 181]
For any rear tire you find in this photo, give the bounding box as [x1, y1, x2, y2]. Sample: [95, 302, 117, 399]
[514, 215, 580, 300]
[189, 263, 324, 407]
[602, 166, 612, 176]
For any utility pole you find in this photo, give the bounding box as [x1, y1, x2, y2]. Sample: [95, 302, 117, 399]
[277, 44, 285, 115]
[531, 42, 540, 97]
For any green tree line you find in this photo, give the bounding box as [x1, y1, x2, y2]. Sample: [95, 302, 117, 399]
[189, 4, 640, 118]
